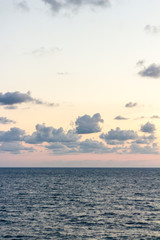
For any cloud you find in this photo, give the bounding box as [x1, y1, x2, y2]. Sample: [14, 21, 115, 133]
[151, 115, 160, 119]
[134, 134, 155, 145]
[136, 60, 145, 67]
[28, 46, 61, 56]
[0, 117, 16, 124]
[46, 142, 77, 154]
[46, 139, 117, 155]
[4, 105, 18, 110]
[24, 124, 80, 144]
[138, 63, 160, 78]
[100, 127, 138, 144]
[145, 25, 160, 34]
[0, 91, 56, 107]
[114, 115, 128, 120]
[134, 116, 145, 120]
[140, 122, 155, 133]
[42, 0, 110, 14]
[0, 128, 25, 142]
[16, 0, 29, 11]
[130, 143, 159, 154]
[79, 139, 117, 153]
[0, 142, 34, 154]
[125, 102, 137, 108]
[75, 113, 104, 134]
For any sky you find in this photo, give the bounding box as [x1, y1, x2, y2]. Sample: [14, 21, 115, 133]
[1, 0, 160, 167]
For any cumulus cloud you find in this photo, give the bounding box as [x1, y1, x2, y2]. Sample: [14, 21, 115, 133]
[125, 102, 137, 108]
[100, 127, 138, 144]
[138, 63, 160, 78]
[75, 113, 104, 134]
[42, 0, 110, 14]
[0, 91, 56, 107]
[24, 124, 80, 144]
[114, 115, 128, 120]
[0, 142, 34, 154]
[130, 143, 159, 154]
[140, 122, 155, 133]
[0, 117, 16, 124]
[145, 25, 160, 34]
[0, 128, 25, 142]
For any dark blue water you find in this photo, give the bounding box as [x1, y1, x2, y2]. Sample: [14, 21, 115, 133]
[0, 168, 160, 239]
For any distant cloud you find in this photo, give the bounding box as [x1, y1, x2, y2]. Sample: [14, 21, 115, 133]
[140, 122, 155, 133]
[0, 91, 57, 107]
[136, 60, 145, 67]
[145, 25, 160, 34]
[57, 72, 69, 75]
[42, 0, 110, 14]
[46, 139, 117, 155]
[4, 105, 18, 110]
[130, 143, 159, 154]
[100, 127, 138, 144]
[114, 115, 128, 120]
[134, 134, 155, 145]
[138, 63, 160, 78]
[79, 139, 117, 154]
[151, 115, 160, 119]
[134, 116, 145, 120]
[16, 0, 29, 11]
[125, 102, 137, 108]
[24, 124, 80, 144]
[0, 117, 16, 124]
[28, 47, 61, 56]
[0, 142, 34, 154]
[75, 113, 104, 134]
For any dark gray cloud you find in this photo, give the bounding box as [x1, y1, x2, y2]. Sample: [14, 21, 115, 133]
[24, 124, 80, 144]
[151, 115, 160, 119]
[138, 63, 160, 78]
[79, 139, 117, 153]
[125, 102, 137, 108]
[75, 113, 104, 134]
[42, 0, 110, 13]
[145, 25, 160, 34]
[0, 128, 25, 142]
[140, 122, 155, 133]
[114, 115, 128, 120]
[46, 142, 76, 154]
[16, 0, 29, 11]
[0, 91, 56, 107]
[100, 127, 138, 144]
[0, 142, 34, 154]
[130, 143, 159, 154]
[134, 134, 155, 145]
[0, 117, 16, 124]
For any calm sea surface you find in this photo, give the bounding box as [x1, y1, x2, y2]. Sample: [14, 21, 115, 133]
[0, 168, 160, 239]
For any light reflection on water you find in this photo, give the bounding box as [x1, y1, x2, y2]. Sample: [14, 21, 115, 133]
[0, 168, 160, 239]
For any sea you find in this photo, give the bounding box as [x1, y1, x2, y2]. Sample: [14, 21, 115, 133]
[0, 168, 160, 239]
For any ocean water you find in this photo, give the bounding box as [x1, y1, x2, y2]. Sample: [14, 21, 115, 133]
[0, 168, 160, 240]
